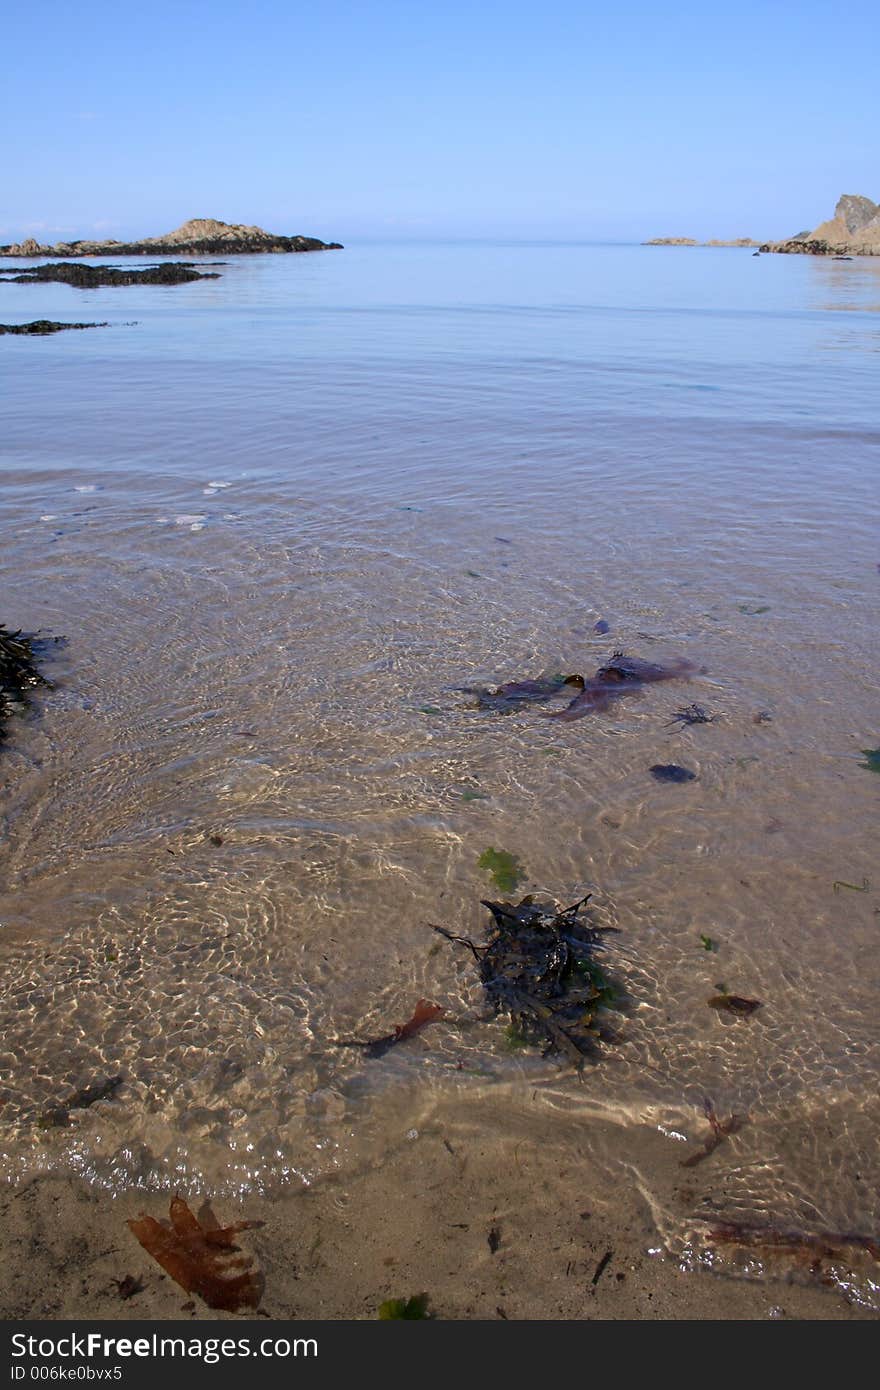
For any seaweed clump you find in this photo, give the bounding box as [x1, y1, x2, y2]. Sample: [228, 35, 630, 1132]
[436, 895, 619, 1065]
[0, 624, 55, 745]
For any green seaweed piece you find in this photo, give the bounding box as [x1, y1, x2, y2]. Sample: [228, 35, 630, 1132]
[460, 788, 489, 802]
[378, 1293, 431, 1320]
[737, 604, 771, 615]
[419, 705, 443, 715]
[570, 956, 616, 1005]
[503, 1023, 532, 1050]
[700, 934, 718, 952]
[833, 878, 869, 894]
[477, 847, 526, 894]
[858, 748, 880, 773]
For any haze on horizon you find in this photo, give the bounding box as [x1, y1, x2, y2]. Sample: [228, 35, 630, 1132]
[2, 0, 877, 246]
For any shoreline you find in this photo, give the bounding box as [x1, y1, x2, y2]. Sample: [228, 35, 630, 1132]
[3, 1144, 875, 1322]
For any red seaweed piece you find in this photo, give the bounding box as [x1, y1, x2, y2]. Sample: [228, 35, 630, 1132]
[680, 1098, 743, 1168]
[704, 1220, 880, 1266]
[127, 1197, 261, 1311]
[335, 998, 445, 1059]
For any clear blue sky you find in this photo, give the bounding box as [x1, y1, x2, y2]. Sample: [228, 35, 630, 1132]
[2, 0, 877, 243]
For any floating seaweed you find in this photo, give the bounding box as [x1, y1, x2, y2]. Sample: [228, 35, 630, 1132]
[708, 992, 761, 1017]
[650, 764, 696, 783]
[666, 703, 714, 728]
[435, 895, 620, 1065]
[464, 673, 584, 714]
[680, 1098, 743, 1168]
[593, 619, 610, 635]
[127, 1197, 261, 1312]
[334, 999, 445, 1060]
[859, 748, 880, 774]
[39, 1074, 123, 1128]
[544, 653, 697, 723]
[703, 1220, 880, 1267]
[477, 847, 526, 894]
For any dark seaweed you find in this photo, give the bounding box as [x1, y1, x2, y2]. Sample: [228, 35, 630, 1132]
[465, 673, 584, 714]
[650, 764, 697, 783]
[435, 896, 620, 1065]
[0, 624, 57, 745]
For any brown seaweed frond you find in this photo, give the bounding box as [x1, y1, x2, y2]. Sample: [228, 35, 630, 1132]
[334, 998, 445, 1059]
[127, 1197, 261, 1311]
[680, 1097, 743, 1168]
[702, 1219, 880, 1267]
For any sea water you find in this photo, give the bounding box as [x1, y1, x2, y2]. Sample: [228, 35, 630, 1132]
[1, 241, 878, 1296]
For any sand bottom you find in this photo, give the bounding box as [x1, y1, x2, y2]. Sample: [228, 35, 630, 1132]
[3, 1119, 875, 1322]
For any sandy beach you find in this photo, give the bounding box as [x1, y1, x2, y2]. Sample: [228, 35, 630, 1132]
[3, 1123, 876, 1322]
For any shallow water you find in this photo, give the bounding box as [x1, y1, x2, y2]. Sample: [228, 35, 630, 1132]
[1, 242, 878, 1302]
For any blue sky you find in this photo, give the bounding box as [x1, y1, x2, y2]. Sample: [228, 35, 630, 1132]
[2, 0, 877, 243]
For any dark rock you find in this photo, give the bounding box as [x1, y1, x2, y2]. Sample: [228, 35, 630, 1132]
[0, 319, 109, 334]
[0, 261, 218, 288]
[758, 238, 835, 256]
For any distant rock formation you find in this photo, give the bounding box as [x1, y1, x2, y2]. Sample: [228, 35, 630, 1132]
[644, 236, 760, 247]
[0, 217, 343, 258]
[761, 194, 880, 256]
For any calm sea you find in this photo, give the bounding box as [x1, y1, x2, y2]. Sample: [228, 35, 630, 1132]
[2, 242, 878, 1299]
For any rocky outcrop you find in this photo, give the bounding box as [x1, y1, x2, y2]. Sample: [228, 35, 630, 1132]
[761, 194, 880, 256]
[644, 236, 760, 247]
[0, 319, 109, 334]
[0, 217, 343, 258]
[0, 261, 219, 287]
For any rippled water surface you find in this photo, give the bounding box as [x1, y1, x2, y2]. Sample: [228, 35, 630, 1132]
[2, 242, 878, 1300]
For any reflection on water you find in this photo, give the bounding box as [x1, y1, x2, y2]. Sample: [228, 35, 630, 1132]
[1, 242, 878, 1302]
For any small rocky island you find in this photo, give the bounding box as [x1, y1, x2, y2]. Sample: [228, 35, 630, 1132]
[0, 217, 343, 258]
[644, 236, 760, 247]
[760, 194, 880, 256]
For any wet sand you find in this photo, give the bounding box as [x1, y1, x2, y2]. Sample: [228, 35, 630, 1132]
[3, 1135, 876, 1321]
